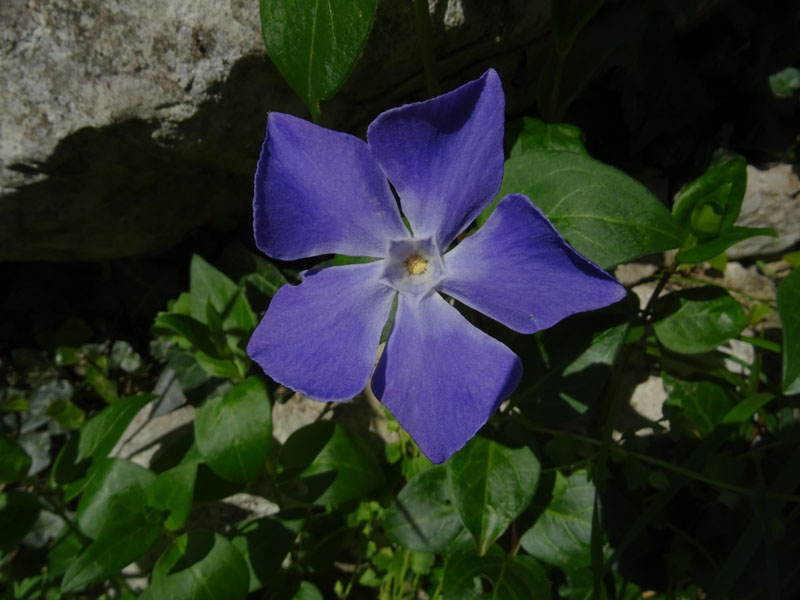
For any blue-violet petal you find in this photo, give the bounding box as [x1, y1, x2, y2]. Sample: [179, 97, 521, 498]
[440, 194, 627, 333]
[367, 69, 504, 249]
[248, 262, 396, 401]
[371, 292, 522, 463]
[254, 112, 407, 260]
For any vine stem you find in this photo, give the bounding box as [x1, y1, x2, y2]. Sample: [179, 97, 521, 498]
[413, 0, 440, 97]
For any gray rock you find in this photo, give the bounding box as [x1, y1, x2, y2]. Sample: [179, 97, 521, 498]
[0, 0, 549, 261]
[728, 164, 800, 259]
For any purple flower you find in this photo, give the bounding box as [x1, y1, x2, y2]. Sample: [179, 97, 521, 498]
[247, 70, 625, 463]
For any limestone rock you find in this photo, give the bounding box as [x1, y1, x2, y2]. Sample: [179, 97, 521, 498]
[0, 0, 550, 261]
[728, 164, 800, 259]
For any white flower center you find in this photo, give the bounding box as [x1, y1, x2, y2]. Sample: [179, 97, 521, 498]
[380, 237, 445, 299]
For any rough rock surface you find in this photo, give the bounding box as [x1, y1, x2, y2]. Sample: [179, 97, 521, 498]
[728, 164, 800, 258]
[0, 0, 550, 261]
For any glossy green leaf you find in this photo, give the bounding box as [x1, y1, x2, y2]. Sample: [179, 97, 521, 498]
[441, 545, 550, 600]
[653, 287, 747, 355]
[520, 471, 594, 567]
[778, 268, 800, 394]
[85, 363, 118, 403]
[232, 517, 297, 592]
[76, 458, 159, 539]
[190, 254, 256, 333]
[722, 393, 773, 425]
[195, 377, 272, 483]
[151, 531, 249, 600]
[385, 465, 468, 553]
[676, 226, 778, 264]
[292, 581, 324, 600]
[0, 433, 32, 482]
[260, 0, 377, 121]
[514, 299, 633, 423]
[446, 437, 540, 555]
[662, 373, 734, 438]
[278, 421, 383, 506]
[507, 117, 587, 156]
[61, 523, 162, 593]
[485, 151, 684, 268]
[673, 157, 746, 235]
[0, 490, 40, 559]
[155, 313, 220, 357]
[151, 462, 197, 530]
[51, 393, 154, 492]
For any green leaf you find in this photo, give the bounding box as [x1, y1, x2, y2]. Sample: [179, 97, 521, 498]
[507, 117, 587, 156]
[0, 434, 32, 483]
[151, 462, 197, 530]
[76, 458, 159, 539]
[514, 299, 633, 423]
[194, 351, 242, 380]
[676, 226, 778, 264]
[61, 523, 162, 593]
[151, 531, 249, 600]
[485, 151, 684, 268]
[51, 393, 154, 493]
[653, 287, 747, 355]
[520, 471, 594, 567]
[722, 393, 773, 425]
[441, 545, 550, 600]
[110, 340, 142, 373]
[190, 255, 256, 334]
[85, 363, 119, 403]
[0, 491, 40, 560]
[155, 313, 221, 357]
[291, 581, 324, 600]
[673, 157, 746, 236]
[45, 399, 85, 429]
[384, 465, 468, 553]
[259, 0, 377, 121]
[769, 66, 800, 98]
[278, 421, 383, 506]
[232, 517, 297, 592]
[662, 373, 734, 438]
[194, 377, 272, 483]
[446, 437, 540, 555]
[778, 268, 800, 394]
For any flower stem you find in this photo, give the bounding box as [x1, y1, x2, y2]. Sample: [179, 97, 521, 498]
[413, 0, 440, 97]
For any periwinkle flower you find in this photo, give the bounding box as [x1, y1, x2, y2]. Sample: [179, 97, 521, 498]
[247, 70, 625, 463]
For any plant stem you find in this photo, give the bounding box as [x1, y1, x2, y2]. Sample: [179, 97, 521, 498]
[413, 0, 440, 97]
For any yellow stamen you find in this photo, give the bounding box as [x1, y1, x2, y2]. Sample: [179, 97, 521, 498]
[406, 254, 428, 275]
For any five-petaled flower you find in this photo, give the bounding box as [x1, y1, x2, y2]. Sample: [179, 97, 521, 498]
[247, 69, 625, 463]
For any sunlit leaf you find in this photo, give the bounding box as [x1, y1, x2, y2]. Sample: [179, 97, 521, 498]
[485, 151, 684, 268]
[260, 0, 377, 121]
[653, 287, 747, 355]
[446, 437, 540, 555]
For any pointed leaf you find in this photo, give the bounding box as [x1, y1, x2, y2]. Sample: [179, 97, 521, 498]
[259, 0, 377, 121]
[653, 286, 747, 355]
[0, 491, 40, 560]
[190, 255, 256, 333]
[676, 226, 778, 264]
[485, 151, 684, 268]
[151, 462, 197, 530]
[278, 421, 383, 506]
[384, 465, 468, 553]
[0, 434, 32, 483]
[441, 545, 550, 600]
[778, 268, 800, 394]
[446, 437, 540, 555]
[662, 373, 735, 438]
[151, 531, 249, 600]
[61, 523, 162, 593]
[673, 157, 747, 234]
[507, 117, 587, 156]
[520, 471, 594, 568]
[194, 377, 272, 483]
